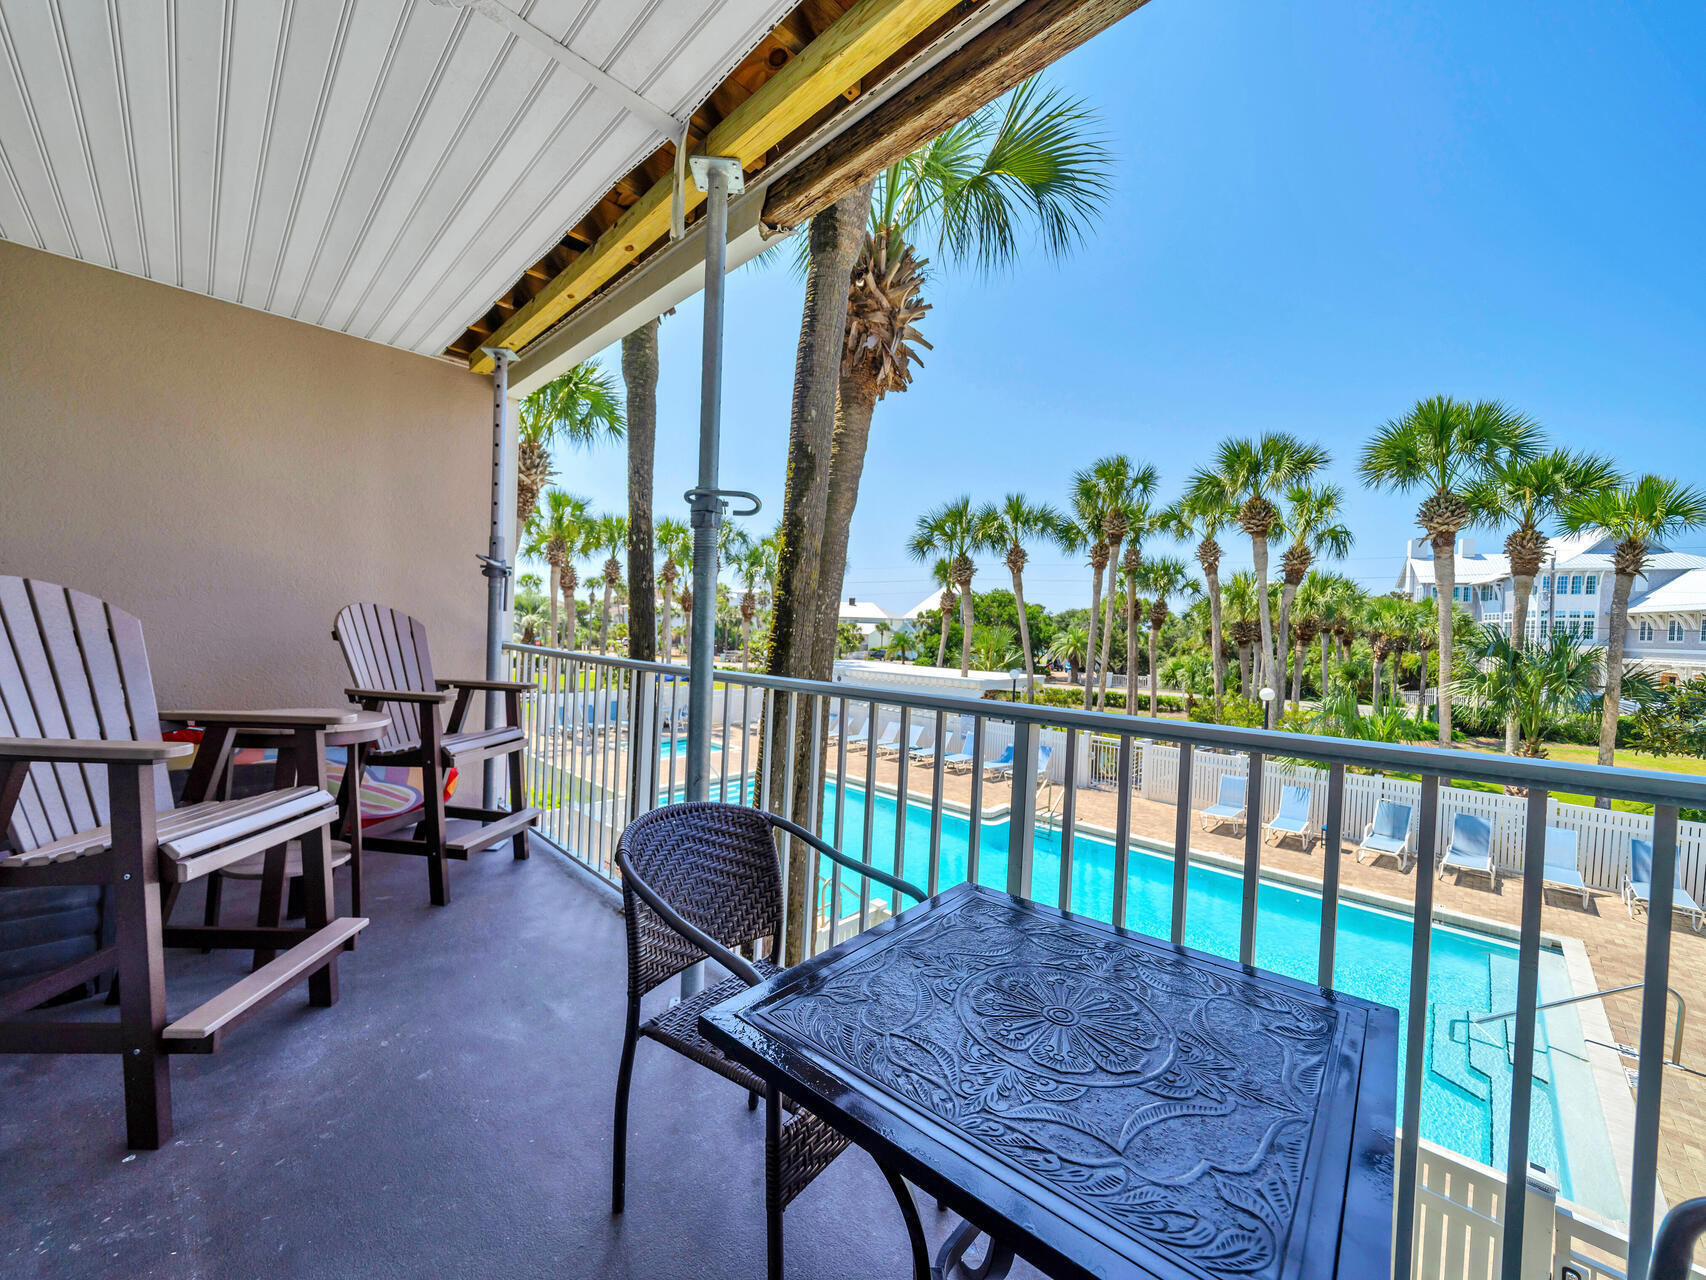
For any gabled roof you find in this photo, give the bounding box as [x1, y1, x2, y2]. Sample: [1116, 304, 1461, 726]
[838, 598, 898, 623]
[1628, 568, 1706, 616]
[903, 589, 953, 620]
[1406, 554, 1512, 587]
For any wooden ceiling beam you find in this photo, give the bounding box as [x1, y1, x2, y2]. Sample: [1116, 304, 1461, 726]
[469, 0, 963, 373]
[763, 0, 1151, 231]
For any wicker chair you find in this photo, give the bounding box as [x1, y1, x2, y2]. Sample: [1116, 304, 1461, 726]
[612, 801, 928, 1280]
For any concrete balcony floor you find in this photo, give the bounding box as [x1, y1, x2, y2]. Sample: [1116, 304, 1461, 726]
[2, 840, 1032, 1280]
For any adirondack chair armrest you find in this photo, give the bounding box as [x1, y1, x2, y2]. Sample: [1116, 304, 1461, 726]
[160, 707, 365, 729]
[0, 736, 192, 763]
[435, 678, 534, 693]
[344, 687, 456, 706]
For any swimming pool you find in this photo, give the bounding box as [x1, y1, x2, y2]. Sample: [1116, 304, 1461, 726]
[815, 780, 1624, 1219]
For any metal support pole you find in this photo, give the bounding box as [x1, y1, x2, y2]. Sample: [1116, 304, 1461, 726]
[681, 155, 743, 1001]
[480, 347, 516, 807]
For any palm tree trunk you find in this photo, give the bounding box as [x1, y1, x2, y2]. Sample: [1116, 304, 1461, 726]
[1506, 571, 1535, 753]
[958, 581, 975, 677]
[768, 184, 870, 688]
[564, 583, 577, 650]
[1320, 634, 1330, 699]
[811, 371, 877, 671]
[1205, 567, 1225, 716]
[1238, 644, 1251, 697]
[547, 565, 560, 648]
[1148, 623, 1160, 715]
[1277, 583, 1296, 718]
[1291, 644, 1303, 704]
[1418, 651, 1430, 722]
[1096, 540, 1122, 710]
[599, 580, 614, 653]
[1432, 532, 1456, 746]
[1126, 575, 1140, 716]
[742, 616, 752, 671]
[623, 318, 659, 661]
[1598, 568, 1635, 789]
[935, 591, 952, 668]
[1371, 651, 1382, 709]
[1011, 565, 1036, 700]
[1252, 534, 1277, 727]
[659, 589, 674, 661]
[1083, 562, 1104, 711]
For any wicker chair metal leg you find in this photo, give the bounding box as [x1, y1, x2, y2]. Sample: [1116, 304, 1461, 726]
[766, 1089, 784, 1280]
[611, 997, 640, 1215]
[879, 1163, 931, 1280]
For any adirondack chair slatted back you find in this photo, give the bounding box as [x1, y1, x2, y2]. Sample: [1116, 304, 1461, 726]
[332, 603, 438, 753]
[0, 577, 173, 854]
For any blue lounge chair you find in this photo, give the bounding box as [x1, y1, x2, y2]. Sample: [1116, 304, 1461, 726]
[1035, 744, 1054, 780]
[909, 723, 942, 766]
[1199, 774, 1247, 835]
[940, 720, 976, 773]
[1264, 785, 1315, 850]
[982, 744, 1015, 780]
[1438, 814, 1498, 890]
[882, 724, 928, 759]
[823, 710, 841, 743]
[865, 723, 900, 755]
[1357, 799, 1415, 872]
[1542, 827, 1590, 908]
[1626, 838, 1705, 933]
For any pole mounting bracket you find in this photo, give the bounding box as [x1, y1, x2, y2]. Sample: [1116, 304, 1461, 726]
[684, 487, 760, 529]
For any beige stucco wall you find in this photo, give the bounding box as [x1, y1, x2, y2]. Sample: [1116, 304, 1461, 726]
[0, 240, 492, 711]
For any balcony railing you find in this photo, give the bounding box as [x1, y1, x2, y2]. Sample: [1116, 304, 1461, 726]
[504, 641, 1706, 1280]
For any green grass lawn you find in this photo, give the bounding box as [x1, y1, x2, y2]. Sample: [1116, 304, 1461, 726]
[1448, 738, 1706, 814]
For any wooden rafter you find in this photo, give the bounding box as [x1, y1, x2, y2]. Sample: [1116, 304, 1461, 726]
[461, 0, 964, 373]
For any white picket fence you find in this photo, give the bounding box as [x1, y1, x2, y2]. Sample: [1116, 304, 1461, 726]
[1084, 736, 1706, 907]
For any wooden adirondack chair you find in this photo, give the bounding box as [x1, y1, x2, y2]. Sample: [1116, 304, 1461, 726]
[0, 577, 368, 1149]
[332, 603, 537, 906]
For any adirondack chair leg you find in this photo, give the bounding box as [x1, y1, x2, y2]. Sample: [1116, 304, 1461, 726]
[298, 827, 339, 1008]
[507, 693, 528, 861]
[110, 763, 173, 1150]
[252, 842, 290, 969]
[201, 873, 224, 952]
[341, 741, 365, 942]
[421, 763, 451, 908]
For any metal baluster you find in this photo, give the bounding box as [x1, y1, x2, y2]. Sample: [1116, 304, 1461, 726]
[968, 719, 986, 886]
[1393, 772, 1440, 1280]
[717, 676, 732, 802]
[1058, 729, 1079, 911]
[737, 683, 753, 805]
[1008, 718, 1037, 900]
[1112, 735, 1132, 928]
[571, 661, 587, 860]
[863, 705, 898, 935]
[834, 697, 850, 852]
[1317, 763, 1345, 986]
[666, 677, 680, 803]
[1499, 786, 1550, 1280]
[1240, 751, 1265, 966]
[928, 713, 947, 895]
[757, 688, 775, 814]
[646, 672, 662, 812]
[892, 708, 912, 919]
[1170, 741, 1192, 945]
[780, 692, 799, 957]
[1628, 803, 1683, 1280]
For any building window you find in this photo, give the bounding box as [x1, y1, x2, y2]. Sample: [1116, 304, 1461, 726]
[1480, 584, 1498, 602]
[1700, 619, 1706, 643]
[1669, 620, 1685, 642]
[1582, 617, 1595, 640]
[1584, 574, 1598, 595]
[1540, 575, 1551, 593]
[1639, 620, 1655, 642]
[1570, 574, 1583, 594]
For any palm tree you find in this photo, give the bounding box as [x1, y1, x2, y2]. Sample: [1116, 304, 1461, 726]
[1454, 625, 1607, 761]
[1163, 487, 1235, 717]
[1221, 571, 1259, 698]
[977, 494, 1061, 701]
[522, 490, 590, 648]
[1085, 457, 1160, 710]
[1045, 625, 1090, 686]
[1289, 571, 1333, 706]
[1063, 468, 1111, 708]
[1134, 556, 1198, 715]
[622, 317, 658, 660]
[1396, 596, 1438, 717]
[592, 514, 628, 653]
[1193, 435, 1330, 725]
[1275, 482, 1353, 718]
[1361, 595, 1409, 711]
[907, 498, 982, 676]
[926, 558, 955, 669]
[770, 76, 1112, 701]
[1360, 396, 1541, 744]
[1563, 475, 1706, 779]
[655, 517, 691, 660]
[1319, 574, 1365, 688]
[515, 362, 623, 527]
[732, 533, 770, 671]
[1465, 449, 1623, 750]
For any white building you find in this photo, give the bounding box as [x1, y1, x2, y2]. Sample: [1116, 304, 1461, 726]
[1396, 533, 1706, 681]
[836, 596, 902, 640]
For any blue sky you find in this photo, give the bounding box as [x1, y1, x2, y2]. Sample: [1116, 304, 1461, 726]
[542, 1, 1706, 614]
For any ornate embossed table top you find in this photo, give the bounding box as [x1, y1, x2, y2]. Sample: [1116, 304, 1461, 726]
[702, 883, 1396, 1280]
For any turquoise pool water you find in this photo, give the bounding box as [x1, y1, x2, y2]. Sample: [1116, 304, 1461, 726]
[659, 736, 722, 757]
[816, 781, 1623, 1218]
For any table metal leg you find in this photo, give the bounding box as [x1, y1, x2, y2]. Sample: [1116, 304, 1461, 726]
[877, 1163, 931, 1280]
[935, 1217, 1016, 1280]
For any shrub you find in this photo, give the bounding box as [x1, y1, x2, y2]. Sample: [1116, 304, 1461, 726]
[983, 686, 1188, 714]
[1187, 694, 1264, 728]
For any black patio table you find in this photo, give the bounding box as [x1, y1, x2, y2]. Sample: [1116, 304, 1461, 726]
[700, 882, 1397, 1280]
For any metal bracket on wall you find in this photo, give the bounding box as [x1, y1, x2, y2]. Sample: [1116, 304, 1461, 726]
[684, 487, 761, 530]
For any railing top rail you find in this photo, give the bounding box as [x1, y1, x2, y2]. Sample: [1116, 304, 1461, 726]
[504, 642, 1706, 809]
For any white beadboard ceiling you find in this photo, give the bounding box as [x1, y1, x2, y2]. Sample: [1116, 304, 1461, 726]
[0, 0, 791, 356]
